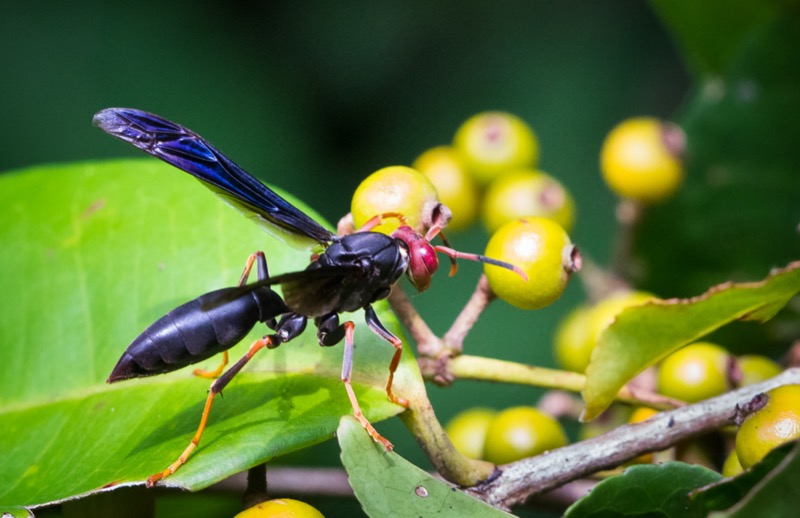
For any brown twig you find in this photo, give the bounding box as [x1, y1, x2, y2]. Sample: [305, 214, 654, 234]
[468, 368, 800, 511]
[442, 275, 497, 354]
[387, 286, 442, 357]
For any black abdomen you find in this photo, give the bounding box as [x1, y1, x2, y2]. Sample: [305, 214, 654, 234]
[107, 286, 282, 382]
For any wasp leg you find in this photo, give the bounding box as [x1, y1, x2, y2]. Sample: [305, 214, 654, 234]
[364, 305, 409, 408]
[194, 251, 269, 379]
[147, 334, 277, 486]
[354, 212, 409, 232]
[192, 350, 230, 379]
[315, 312, 345, 346]
[237, 250, 269, 286]
[339, 321, 394, 451]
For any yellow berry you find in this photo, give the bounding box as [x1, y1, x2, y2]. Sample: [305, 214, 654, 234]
[629, 406, 659, 424]
[235, 498, 324, 518]
[600, 117, 685, 204]
[444, 408, 497, 460]
[627, 407, 660, 464]
[482, 169, 575, 234]
[553, 305, 593, 373]
[483, 407, 568, 464]
[453, 112, 539, 184]
[657, 342, 731, 403]
[412, 146, 479, 231]
[738, 355, 782, 386]
[484, 217, 580, 310]
[736, 384, 800, 468]
[351, 166, 439, 235]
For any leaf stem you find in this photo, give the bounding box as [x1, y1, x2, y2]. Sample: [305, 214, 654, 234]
[398, 373, 497, 486]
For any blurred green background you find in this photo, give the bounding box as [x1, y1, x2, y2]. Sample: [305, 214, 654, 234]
[1, 1, 693, 516]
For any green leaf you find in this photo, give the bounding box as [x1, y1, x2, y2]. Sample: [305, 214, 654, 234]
[582, 262, 800, 421]
[691, 441, 800, 515]
[337, 416, 512, 518]
[0, 160, 419, 512]
[565, 462, 722, 518]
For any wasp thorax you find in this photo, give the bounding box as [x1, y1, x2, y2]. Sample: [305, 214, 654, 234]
[392, 225, 440, 292]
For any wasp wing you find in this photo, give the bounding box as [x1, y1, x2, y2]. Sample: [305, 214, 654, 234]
[93, 108, 337, 249]
[229, 265, 367, 318]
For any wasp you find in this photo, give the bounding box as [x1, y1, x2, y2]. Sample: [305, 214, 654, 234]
[94, 108, 524, 485]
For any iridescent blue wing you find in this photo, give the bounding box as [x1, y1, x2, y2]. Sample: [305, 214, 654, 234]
[93, 108, 337, 249]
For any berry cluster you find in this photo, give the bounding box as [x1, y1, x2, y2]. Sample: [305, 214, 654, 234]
[350, 111, 581, 310]
[347, 111, 789, 483]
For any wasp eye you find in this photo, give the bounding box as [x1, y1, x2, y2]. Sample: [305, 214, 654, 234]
[408, 241, 439, 292]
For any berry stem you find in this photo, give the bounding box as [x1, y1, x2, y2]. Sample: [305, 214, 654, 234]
[578, 255, 631, 304]
[243, 463, 269, 509]
[610, 199, 644, 281]
[443, 275, 496, 354]
[443, 355, 682, 410]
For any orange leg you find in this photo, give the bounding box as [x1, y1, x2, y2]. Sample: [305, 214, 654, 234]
[340, 322, 394, 451]
[192, 350, 229, 378]
[385, 345, 409, 407]
[147, 336, 274, 486]
[364, 305, 409, 407]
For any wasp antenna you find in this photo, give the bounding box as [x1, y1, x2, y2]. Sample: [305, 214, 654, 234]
[434, 246, 527, 281]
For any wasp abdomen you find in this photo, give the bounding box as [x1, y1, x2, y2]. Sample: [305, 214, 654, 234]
[107, 286, 284, 382]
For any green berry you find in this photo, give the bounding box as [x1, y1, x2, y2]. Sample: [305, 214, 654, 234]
[482, 169, 575, 234]
[657, 342, 731, 403]
[412, 146, 479, 231]
[736, 384, 800, 469]
[351, 165, 439, 235]
[453, 112, 539, 185]
[483, 407, 568, 464]
[483, 217, 580, 310]
[444, 408, 496, 460]
[600, 117, 685, 204]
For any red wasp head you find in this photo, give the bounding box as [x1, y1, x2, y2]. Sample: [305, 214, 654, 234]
[391, 225, 440, 292]
[391, 224, 528, 293]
